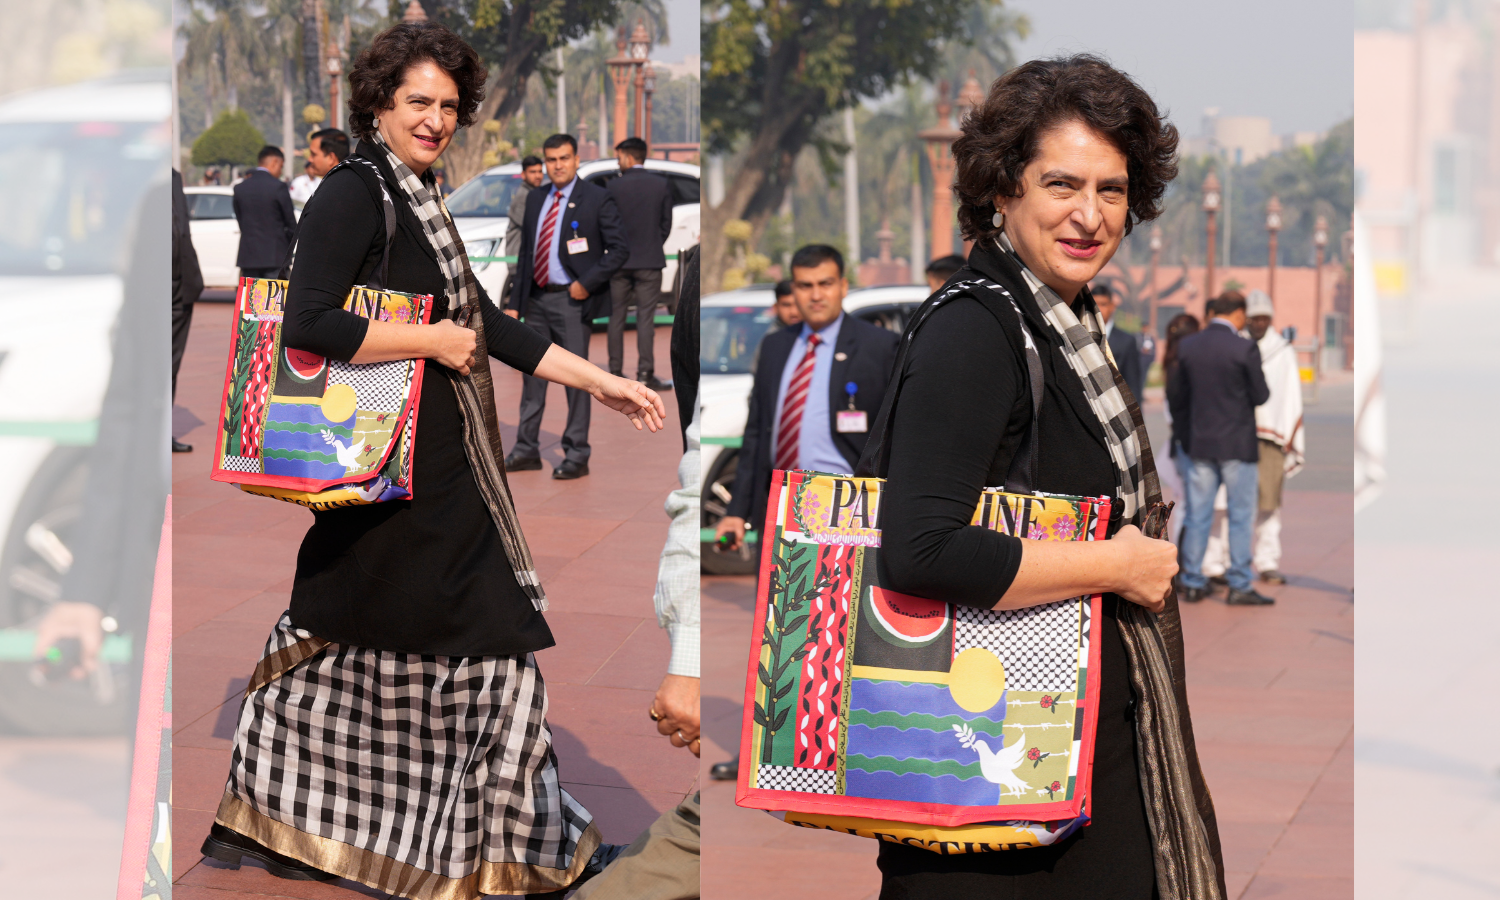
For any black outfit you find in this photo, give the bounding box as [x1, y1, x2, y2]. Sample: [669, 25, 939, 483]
[1107, 323, 1144, 403]
[232, 168, 296, 274]
[724, 313, 899, 533]
[670, 244, 701, 444]
[508, 177, 628, 464]
[1167, 321, 1270, 462]
[171, 169, 204, 400]
[869, 243, 1154, 898]
[606, 167, 674, 378]
[280, 146, 554, 657]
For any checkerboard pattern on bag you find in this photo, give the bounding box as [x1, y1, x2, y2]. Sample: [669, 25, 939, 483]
[757, 764, 837, 795]
[327, 358, 409, 414]
[954, 599, 1082, 692]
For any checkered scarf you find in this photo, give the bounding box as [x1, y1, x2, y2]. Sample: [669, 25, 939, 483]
[368, 132, 547, 610]
[997, 232, 1151, 524]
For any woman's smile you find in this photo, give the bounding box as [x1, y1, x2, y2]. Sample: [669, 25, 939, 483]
[1057, 238, 1102, 259]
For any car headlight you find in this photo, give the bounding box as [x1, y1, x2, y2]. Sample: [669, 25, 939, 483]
[469, 239, 497, 272]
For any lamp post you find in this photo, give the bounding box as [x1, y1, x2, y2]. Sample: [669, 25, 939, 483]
[919, 82, 962, 258]
[326, 40, 342, 131]
[1265, 195, 1282, 303]
[606, 26, 632, 145]
[1148, 229, 1162, 337]
[1313, 215, 1329, 379]
[643, 64, 655, 146]
[1202, 170, 1221, 304]
[629, 21, 651, 139]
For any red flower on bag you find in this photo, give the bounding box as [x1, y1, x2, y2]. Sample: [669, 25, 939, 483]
[1027, 747, 1040, 761]
[1040, 695, 1054, 711]
[1046, 780, 1061, 799]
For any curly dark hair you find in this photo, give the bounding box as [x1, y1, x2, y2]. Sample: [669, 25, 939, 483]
[346, 22, 486, 141]
[952, 54, 1178, 242]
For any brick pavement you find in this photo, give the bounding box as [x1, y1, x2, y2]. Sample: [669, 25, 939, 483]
[172, 300, 695, 898]
[701, 388, 1352, 900]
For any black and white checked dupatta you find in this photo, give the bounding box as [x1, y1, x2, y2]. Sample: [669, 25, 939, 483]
[216, 615, 599, 898]
[996, 232, 1150, 523]
[368, 131, 546, 609]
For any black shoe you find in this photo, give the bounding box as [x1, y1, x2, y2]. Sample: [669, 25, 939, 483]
[1180, 586, 1208, 603]
[201, 823, 336, 881]
[552, 460, 589, 480]
[505, 452, 543, 471]
[640, 375, 673, 392]
[526, 843, 628, 899]
[1226, 587, 1276, 606]
[710, 757, 739, 781]
[1259, 570, 1288, 585]
[172, 438, 193, 453]
[1208, 575, 1228, 588]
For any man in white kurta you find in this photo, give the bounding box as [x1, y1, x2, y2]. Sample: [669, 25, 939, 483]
[1203, 290, 1304, 583]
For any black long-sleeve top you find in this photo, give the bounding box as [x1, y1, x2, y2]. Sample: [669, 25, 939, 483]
[278, 148, 556, 656]
[871, 243, 1155, 895]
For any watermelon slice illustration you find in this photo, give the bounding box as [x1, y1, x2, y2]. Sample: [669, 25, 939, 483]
[865, 586, 950, 648]
[283, 347, 327, 382]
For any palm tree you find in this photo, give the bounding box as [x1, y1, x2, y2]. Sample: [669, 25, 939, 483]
[180, 0, 272, 117]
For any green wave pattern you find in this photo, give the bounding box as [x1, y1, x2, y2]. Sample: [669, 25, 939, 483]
[844, 753, 983, 780]
[261, 448, 339, 464]
[846, 707, 1006, 735]
[263, 421, 355, 437]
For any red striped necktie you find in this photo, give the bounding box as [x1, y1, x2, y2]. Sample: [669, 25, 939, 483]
[533, 190, 563, 287]
[773, 333, 822, 471]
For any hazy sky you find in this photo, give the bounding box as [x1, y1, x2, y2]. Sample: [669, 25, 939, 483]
[1009, 0, 1352, 137]
[655, 0, 701, 64]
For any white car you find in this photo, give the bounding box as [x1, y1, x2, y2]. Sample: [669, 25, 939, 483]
[700, 283, 929, 573]
[0, 71, 170, 732]
[185, 183, 303, 289]
[447, 157, 700, 315]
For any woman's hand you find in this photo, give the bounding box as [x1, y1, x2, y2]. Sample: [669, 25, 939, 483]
[589, 372, 667, 432]
[429, 319, 477, 375]
[1109, 525, 1177, 613]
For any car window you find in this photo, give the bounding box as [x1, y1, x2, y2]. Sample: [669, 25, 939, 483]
[668, 175, 699, 206]
[445, 172, 523, 218]
[702, 305, 776, 375]
[852, 303, 912, 334]
[189, 193, 235, 220]
[586, 170, 620, 191]
[0, 119, 169, 275]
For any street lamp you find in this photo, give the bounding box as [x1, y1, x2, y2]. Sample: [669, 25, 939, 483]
[606, 25, 632, 145]
[629, 20, 651, 139]
[326, 40, 342, 131]
[1148, 229, 1162, 337]
[919, 81, 962, 258]
[642, 64, 656, 146]
[1313, 215, 1329, 379]
[1202, 170, 1221, 303]
[1265, 195, 1282, 303]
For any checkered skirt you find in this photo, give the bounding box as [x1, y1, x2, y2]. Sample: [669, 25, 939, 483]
[215, 614, 599, 899]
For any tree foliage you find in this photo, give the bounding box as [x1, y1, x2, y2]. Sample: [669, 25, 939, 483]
[701, 0, 1015, 290]
[192, 109, 266, 168]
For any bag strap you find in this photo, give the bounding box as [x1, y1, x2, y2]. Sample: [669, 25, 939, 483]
[284, 156, 399, 288]
[854, 278, 1043, 494]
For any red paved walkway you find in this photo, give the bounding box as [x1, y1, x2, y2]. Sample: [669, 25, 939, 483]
[172, 300, 695, 898]
[701, 392, 1352, 900]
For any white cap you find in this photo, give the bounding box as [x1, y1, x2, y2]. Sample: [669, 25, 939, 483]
[1245, 289, 1273, 318]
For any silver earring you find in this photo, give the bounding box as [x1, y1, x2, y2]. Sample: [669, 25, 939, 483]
[992, 210, 1004, 228]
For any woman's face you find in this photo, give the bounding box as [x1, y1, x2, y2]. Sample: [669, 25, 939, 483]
[996, 119, 1129, 302]
[377, 60, 460, 176]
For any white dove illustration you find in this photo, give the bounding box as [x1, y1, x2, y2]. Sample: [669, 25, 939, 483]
[321, 429, 364, 469]
[953, 723, 1030, 802]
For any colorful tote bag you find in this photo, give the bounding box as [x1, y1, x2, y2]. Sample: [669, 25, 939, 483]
[736, 471, 1111, 853]
[210, 276, 434, 510]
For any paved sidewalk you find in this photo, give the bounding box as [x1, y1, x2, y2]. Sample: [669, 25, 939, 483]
[701, 389, 1352, 900]
[172, 301, 695, 899]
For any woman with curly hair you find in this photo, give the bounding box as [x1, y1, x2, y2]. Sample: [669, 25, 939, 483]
[863, 55, 1225, 898]
[198, 21, 659, 899]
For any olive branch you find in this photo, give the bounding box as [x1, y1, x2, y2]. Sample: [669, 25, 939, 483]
[222, 314, 259, 457]
[755, 536, 833, 764]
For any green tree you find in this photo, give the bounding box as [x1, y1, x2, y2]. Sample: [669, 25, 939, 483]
[701, 0, 1021, 291]
[192, 109, 267, 171]
[180, 0, 270, 116]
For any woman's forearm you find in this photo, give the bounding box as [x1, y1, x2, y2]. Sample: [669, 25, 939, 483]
[349, 319, 438, 364]
[994, 539, 1124, 610]
[530, 343, 605, 394]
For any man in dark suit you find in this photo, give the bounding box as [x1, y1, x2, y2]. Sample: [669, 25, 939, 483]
[1168, 290, 1273, 606]
[171, 169, 203, 453]
[606, 137, 674, 390]
[506, 133, 628, 480]
[1093, 282, 1144, 401]
[232, 145, 296, 279]
[714, 244, 900, 552]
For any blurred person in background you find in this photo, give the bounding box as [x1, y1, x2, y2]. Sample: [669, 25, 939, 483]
[171, 168, 204, 453]
[292, 127, 349, 204]
[289, 159, 320, 204]
[1202, 290, 1303, 586]
[923, 253, 966, 292]
[434, 167, 451, 196]
[1093, 280, 1144, 401]
[606, 137, 674, 390]
[1169, 290, 1272, 605]
[745, 279, 801, 378]
[1159, 311, 1201, 542]
[502, 154, 546, 302]
[232, 144, 295, 279]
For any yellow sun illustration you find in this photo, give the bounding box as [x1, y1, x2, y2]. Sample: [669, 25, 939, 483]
[948, 647, 1006, 713]
[320, 383, 358, 424]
